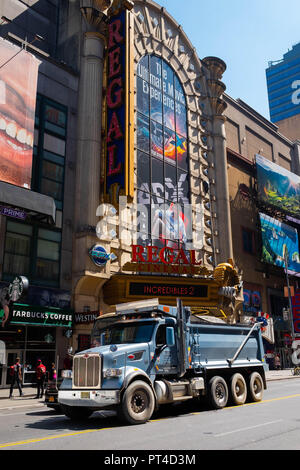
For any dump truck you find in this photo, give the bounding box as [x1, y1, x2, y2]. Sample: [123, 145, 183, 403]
[58, 296, 267, 424]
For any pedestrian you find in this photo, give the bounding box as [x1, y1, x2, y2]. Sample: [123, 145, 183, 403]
[49, 362, 57, 384]
[9, 357, 24, 398]
[274, 353, 281, 370]
[35, 359, 46, 398]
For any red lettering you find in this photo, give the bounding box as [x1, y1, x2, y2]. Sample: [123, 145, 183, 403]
[107, 77, 123, 109]
[108, 47, 121, 79]
[107, 145, 121, 176]
[190, 250, 202, 266]
[107, 112, 123, 143]
[108, 19, 123, 49]
[159, 247, 174, 265]
[174, 248, 189, 265]
[131, 245, 145, 262]
[147, 246, 159, 263]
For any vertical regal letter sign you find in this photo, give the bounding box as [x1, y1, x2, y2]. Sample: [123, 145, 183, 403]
[105, 5, 134, 203]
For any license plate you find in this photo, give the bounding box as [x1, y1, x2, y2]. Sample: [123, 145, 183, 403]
[81, 392, 90, 399]
[49, 396, 55, 402]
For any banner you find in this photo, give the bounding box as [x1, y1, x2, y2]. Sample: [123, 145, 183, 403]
[256, 154, 300, 218]
[0, 38, 40, 189]
[259, 213, 300, 273]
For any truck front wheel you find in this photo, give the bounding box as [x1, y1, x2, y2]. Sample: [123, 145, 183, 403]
[119, 380, 155, 425]
[61, 405, 93, 421]
[208, 376, 228, 409]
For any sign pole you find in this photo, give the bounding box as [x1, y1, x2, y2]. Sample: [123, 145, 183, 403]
[284, 250, 295, 343]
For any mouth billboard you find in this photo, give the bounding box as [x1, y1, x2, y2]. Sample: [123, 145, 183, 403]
[0, 38, 40, 189]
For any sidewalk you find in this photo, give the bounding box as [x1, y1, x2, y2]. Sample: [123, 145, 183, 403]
[0, 386, 45, 410]
[0, 369, 298, 410]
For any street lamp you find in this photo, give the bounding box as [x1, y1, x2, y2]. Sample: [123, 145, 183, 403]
[284, 249, 295, 342]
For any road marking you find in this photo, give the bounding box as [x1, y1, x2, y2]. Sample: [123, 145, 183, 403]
[0, 427, 115, 449]
[225, 393, 300, 409]
[1, 393, 300, 448]
[214, 419, 283, 437]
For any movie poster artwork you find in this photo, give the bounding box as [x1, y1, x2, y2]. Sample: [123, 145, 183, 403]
[136, 55, 192, 251]
[0, 38, 40, 189]
[136, 54, 188, 169]
[260, 213, 300, 273]
[256, 154, 300, 218]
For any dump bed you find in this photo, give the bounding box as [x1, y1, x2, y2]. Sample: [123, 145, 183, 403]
[188, 321, 265, 370]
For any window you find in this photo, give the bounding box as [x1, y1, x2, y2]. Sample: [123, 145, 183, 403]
[136, 55, 191, 250]
[242, 227, 256, 254]
[3, 220, 61, 286]
[3, 222, 32, 276]
[33, 96, 67, 210]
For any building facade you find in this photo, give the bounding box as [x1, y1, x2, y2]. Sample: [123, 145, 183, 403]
[266, 42, 300, 141]
[0, 0, 78, 387]
[0, 0, 299, 384]
[224, 95, 300, 367]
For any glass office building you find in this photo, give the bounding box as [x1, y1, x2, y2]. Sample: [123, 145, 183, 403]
[266, 42, 300, 124]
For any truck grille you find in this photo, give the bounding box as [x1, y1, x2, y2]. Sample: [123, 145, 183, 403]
[73, 354, 101, 389]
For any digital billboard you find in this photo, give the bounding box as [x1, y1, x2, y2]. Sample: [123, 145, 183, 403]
[136, 55, 192, 250]
[0, 38, 40, 189]
[259, 213, 300, 273]
[256, 154, 300, 218]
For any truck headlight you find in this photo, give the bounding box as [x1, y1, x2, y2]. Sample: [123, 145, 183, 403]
[104, 368, 122, 378]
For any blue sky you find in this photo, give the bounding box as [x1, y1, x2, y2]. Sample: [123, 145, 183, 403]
[156, 0, 300, 120]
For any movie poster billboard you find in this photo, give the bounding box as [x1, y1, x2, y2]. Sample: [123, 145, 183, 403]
[259, 213, 300, 273]
[0, 38, 40, 189]
[136, 55, 193, 251]
[256, 154, 300, 218]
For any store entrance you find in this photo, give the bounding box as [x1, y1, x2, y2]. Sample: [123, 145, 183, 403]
[0, 350, 23, 388]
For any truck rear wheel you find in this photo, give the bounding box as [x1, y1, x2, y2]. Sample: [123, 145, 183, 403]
[61, 405, 93, 421]
[208, 376, 228, 409]
[119, 380, 155, 425]
[248, 372, 264, 402]
[230, 373, 247, 405]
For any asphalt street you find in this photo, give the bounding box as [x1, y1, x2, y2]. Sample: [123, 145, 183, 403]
[0, 373, 299, 452]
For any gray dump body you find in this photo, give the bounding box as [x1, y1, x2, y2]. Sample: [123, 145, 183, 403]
[188, 320, 265, 372]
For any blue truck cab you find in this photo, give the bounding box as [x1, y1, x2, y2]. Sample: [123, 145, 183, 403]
[58, 298, 267, 424]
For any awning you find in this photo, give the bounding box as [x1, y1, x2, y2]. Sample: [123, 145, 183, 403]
[0, 181, 56, 224]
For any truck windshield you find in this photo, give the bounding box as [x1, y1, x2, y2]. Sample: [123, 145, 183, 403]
[91, 321, 155, 347]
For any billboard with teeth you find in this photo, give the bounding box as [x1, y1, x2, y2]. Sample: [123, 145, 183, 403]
[0, 38, 40, 189]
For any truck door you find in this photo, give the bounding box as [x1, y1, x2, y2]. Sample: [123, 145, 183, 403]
[154, 325, 178, 375]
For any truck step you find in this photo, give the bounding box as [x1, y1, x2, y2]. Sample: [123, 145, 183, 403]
[172, 396, 193, 402]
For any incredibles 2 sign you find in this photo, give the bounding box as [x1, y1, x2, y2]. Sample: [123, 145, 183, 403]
[106, 8, 134, 200]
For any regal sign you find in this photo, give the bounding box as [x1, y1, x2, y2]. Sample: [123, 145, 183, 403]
[105, 6, 134, 201]
[122, 244, 209, 276]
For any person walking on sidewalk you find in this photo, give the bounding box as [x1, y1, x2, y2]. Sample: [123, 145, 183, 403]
[275, 353, 281, 370]
[35, 359, 46, 399]
[9, 357, 24, 398]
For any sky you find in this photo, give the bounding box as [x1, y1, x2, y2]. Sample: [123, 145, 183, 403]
[156, 0, 300, 120]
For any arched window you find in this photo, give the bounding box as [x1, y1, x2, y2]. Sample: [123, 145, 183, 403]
[136, 55, 191, 250]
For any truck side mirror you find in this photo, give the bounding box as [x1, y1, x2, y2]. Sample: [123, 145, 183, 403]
[166, 327, 175, 347]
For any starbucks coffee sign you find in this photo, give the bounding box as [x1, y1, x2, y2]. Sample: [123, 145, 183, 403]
[11, 303, 73, 328]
